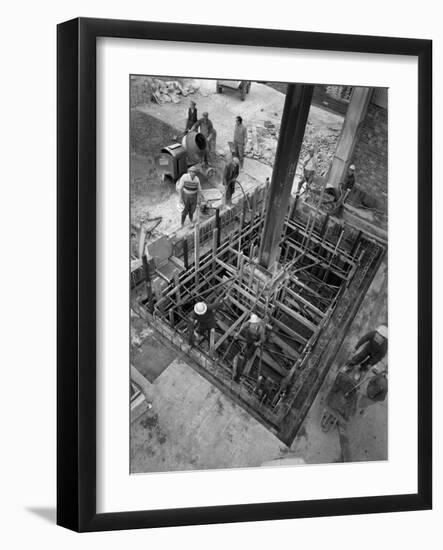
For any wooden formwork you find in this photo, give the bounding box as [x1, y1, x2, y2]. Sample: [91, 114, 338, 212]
[144, 197, 386, 443]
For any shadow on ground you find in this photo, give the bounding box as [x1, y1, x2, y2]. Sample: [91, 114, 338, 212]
[26, 506, 56, 524]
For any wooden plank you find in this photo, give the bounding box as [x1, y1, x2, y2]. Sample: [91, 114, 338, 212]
[272, 318, 307, 346]
[284, 239, 349, 279]
[242, 349, 258, 377]
[214, 309, 249, 351]
[268, 333, 299, 360]
[228, 295, 268, 322]
[284, 285, 325, 318]
[260, 350, 287, 376]
[275, 300, 317, 333]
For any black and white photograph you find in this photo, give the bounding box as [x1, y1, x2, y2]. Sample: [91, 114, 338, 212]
[129, 77, 389, 473]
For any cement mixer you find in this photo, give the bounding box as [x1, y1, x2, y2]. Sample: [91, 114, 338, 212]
[157, 130, 216, 183]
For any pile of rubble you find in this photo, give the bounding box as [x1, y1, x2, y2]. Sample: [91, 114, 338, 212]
[244, 119, 340, 177]
[245, 121, 279, 165]
[130, 76, 199, 107]
[151, 78, 199, 104]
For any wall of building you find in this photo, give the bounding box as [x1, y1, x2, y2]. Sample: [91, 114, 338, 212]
[350, 98, 388, 215]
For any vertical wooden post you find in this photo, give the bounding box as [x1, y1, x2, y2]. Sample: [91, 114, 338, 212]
[282, 244, 290, 264]
[350, 230, 362, 257]
[251, 191, 257, 222]
[215, 208, 221, 247]
[183, 238, 189, 270]
[242, 196, 248, 220]
[194, 222, 200, 286]
[237, 211, 244, 266]
[142, 254, 153, 302]
[238, 253, 245, 284]
[212, 228, 218, 274]
[169, 309, 175, 327]
[249, 245, 257, 287]
[209, 328, 215, 357]
[319, 214, 330, 239]
[173, 272, 181, 304]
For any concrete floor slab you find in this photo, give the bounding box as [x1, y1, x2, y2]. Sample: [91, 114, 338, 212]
[131, 320, 177, 382]
[130, 358, 286, 473]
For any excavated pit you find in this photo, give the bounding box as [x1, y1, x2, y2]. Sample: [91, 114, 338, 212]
[146, 193, 385, 445]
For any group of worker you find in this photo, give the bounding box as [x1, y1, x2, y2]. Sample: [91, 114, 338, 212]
[189, 293, 388, 390]
[185, 102, 247, 167]
[190, 300, 266, 369]
[177, 101, 248, 227]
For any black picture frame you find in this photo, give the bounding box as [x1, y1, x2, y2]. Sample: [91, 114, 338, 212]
[57, 17, 432, 532]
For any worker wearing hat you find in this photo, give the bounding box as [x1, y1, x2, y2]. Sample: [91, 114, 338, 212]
[223, 156, 240, 208]
[176, 165, 203, 227]
[233, 116, 247, 167]
[342, 163, 356, 193]
[190, 112, 216, 165]
[242, 313, 266, 360]
[185, 100, 198, 132]
[189, 297, 225, 344]
[346, 324, 388, 378]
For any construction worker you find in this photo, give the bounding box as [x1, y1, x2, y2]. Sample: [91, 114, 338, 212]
[233, 116, 247, 168]
[190, 299, 225, 343]
[297, 148, 317, 193]
[185, 100, 198, 131]
[243, 314, 266, 360]
[346, 325, 388, 379]
[191, 112, 216, 165]
[223, 156, 240, 208]
[176, 166, 202, 227]
[342, 164, 356, 194]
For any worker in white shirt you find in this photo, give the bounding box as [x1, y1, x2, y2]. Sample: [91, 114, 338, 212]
[176, 166, 203, 227]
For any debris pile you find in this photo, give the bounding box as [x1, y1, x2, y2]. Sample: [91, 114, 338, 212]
[245, 122, 279, 165]
[245, 120, 340, 176]
[302, 122, 341, 177]
[130, 76, 199, 107]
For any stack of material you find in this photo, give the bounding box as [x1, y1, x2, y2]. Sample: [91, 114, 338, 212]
[151, 78, 199, 104]
[130, 76, 199, 107]
[244, 119, 340, 176]
[301, 122, 341, 177]
[245, 122, 279, 165]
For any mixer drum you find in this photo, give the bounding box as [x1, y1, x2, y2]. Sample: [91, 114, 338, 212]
[182, 131, 207, 163]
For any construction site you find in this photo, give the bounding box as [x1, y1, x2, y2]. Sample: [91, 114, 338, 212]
[130, 78, 388, 472]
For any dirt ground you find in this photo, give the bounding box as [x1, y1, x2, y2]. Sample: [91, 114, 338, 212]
[130, 80, 343, 240]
